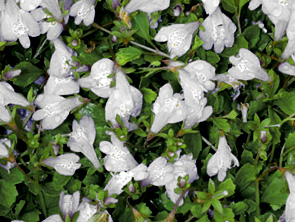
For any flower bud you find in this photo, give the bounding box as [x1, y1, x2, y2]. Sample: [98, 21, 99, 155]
[260, 130, 267, 144]
[173, 4, 182, 17]
[128, 183, 135, 193]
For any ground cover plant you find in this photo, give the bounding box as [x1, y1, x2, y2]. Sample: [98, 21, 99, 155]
[1, 0, 295, 221]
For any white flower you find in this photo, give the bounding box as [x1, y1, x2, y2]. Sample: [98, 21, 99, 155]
[281, 12, 295, 59]
[59, 191, 80, 219]
[165, 154, 198, 205]
[279, 61, 295, 76]
[228, 48, 271, 82]
[284, 171, 295, 221]
[150, 83, 187, 134]
[42, 214, 63, 222]
[70, 0, 95, 26]
[76, 199, 97, 222]
[20, 0, 43, 11]
[0, 139, 11, 158]
[47, 38, 77, 78]
[99, 133, 138, 172]
[207, 135, 239, 182]
[1, 0, 40, 48]
[42, 153, 81, 176]
[124, 0, 170, 14]
[154, 22, 199, 59]
[238, 103, 249, 123]
[202, 0, 220, 15]
[44, 76, 80, 96]
[199, 7, 236, 53]
[248, 0, 262, 10]
[104, 163, 148, 195]
[0, 82, 30, 123]
[105, 68, 143, 131]
[261, 0, 293, 41]
[67, 115, 101, 169]
[142, 157, 175, 186]
[78, 58, 115, 98]
[32, 94, 82, 130]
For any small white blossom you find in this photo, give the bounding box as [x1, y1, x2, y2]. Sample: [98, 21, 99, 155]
[42, 214, 63, 222]
[99, 133, 138, 172]
[67, 115, 101, 169]
[207, 135, 239, 182]
[44, 76, 80, 96]
[42, 153, 81, 176]
[104, 164, 148, 195]
[20, 0, 43, 11]
[0, 139, 11, 158]
[261, 0, 293, 41]
[124, 0, 170, 14]
[154, 22, 199, 59]
[178, 69, 213, 129]
[78, 58, 115, 98]
[284, 171, 295, 221]
[165, 154, 198, 205]
[70, 0, 95, 26]
[282, 12, 295, 59]
[0, 82, 30, 123]
[238, 103, 249, 123]
[32, 94, 82, 130]
[228, 48, 271, 82]
[105, 68, 143, 131]
[59, 191, 80, 219]
[199, 7, 236, 53]
[248, 0, 262, 10]
[150, 83, 187, 134]
[202, 0, 220, 15]
[142, 157, 175, 186]
[1, 0, 40, 48]
[279, 61, 295, 76]
[76, 200, 97, 222]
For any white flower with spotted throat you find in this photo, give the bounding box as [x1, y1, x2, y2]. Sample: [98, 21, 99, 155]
[199, 7, 236, 53]
[154, 22, 199, 59]
[206, 135, 239, 182]
[150, 83, 187, 134]
[78, 58, 115, 98]
[70, 0, 96, 26]
[228, 48, 271, 82]
[99, 133, 138, 172]
[42, 153, 81, 176]
[67, 115, 101, 169]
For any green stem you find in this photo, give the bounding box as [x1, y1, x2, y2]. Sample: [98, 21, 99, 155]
[269, 143, 276, 163]
[92, 23, 171, 58]
[165, 189, 187, 222]
[14, 162, 34, 182]
[35, 167, 47, 218]
[235, 0, 242, 35]
[202, 136, 216, 151]
[33, 38, 47, 59]
[255, 179, 260, 216]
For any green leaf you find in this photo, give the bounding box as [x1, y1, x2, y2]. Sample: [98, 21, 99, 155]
[136, 203, 152, 217]
[243, 25, 261, 49]
[285, 132, 295, 149]
[224, 110, 238, 119]
[190, 204, 202, 218]
[206, 51, 220, 65]
[14, 200, 26, 218]
[239, 0, 250, 13]
[213, 118, 230, 132]
[212, 199, 223, 215]
[52, 172, 71, 191]
[214, 208, 235, 222]
[184, 132, 202, 159]
[132, 11, 152, 43]
[0, 180, 18, 208]
[208, 179, 216, 194]
[20, 209, 41, 222]
[274, 91, 295, 115]
[221, 0, 237, 13]
[230, 201, 248, 215]
[235, 163, 256, 191]
[0, 167, 25, 184]
[217, 178, 236, 197]
[116, 47, 143, 66]
[13, 62, 45, 87]
[141, 87, 157, 104]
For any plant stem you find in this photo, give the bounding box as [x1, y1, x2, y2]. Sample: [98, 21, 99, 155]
[235, 0, 242, 35]
[33, 38, 47, 59]
[202, 136, 216, 151]
[92, 23, 171, 58]
[255, 179, 260, 216]
[165, 189, 187, 222]
[35, 166, 47, 218]
[14, 162, 34, 182]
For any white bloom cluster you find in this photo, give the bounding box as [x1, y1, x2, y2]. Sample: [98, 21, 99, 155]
[0, 0, 96, 45]
[283, 171, 295, 222]
[32, 39, 82, 130]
